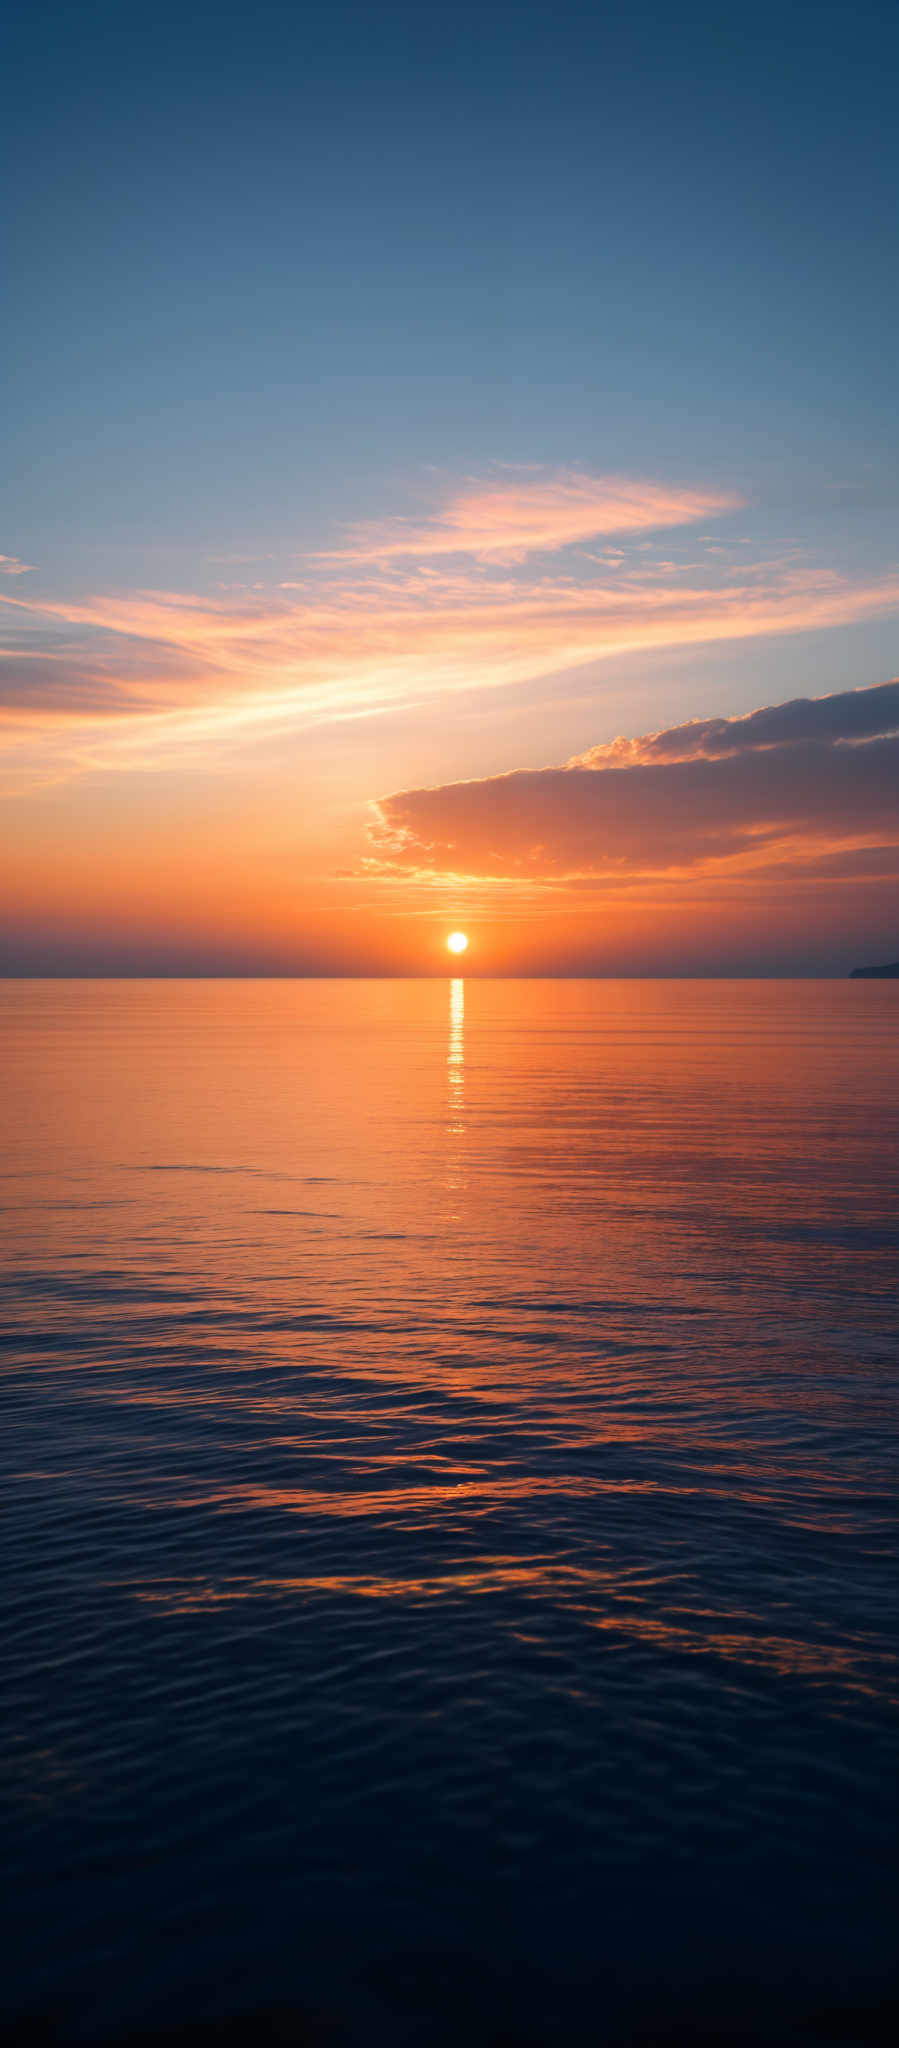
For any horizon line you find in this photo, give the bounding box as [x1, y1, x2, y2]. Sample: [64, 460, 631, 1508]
[0, 971, 887, 984]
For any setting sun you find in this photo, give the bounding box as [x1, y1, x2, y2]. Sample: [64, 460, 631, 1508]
[447, 931, 469, 955]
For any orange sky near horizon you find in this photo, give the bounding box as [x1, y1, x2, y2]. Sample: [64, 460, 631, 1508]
[3, 470, 899, 974]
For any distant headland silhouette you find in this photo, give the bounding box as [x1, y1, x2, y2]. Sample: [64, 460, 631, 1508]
[850, 959, 899, 978]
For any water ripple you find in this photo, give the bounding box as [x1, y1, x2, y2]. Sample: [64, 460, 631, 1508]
[1, 979, 897, 2045]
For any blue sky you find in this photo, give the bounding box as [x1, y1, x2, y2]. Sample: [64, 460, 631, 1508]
[7, 0, 898, 560]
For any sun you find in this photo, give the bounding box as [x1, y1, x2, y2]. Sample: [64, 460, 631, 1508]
[447, 931, 469, 955]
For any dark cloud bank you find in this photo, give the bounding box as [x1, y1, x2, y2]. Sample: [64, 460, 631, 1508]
[372, 679, 899, 881]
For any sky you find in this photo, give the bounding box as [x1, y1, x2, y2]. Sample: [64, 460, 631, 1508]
[3, 0, 898, 974]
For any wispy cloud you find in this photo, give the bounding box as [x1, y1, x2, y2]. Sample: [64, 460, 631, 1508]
[4, 566, 899, 749]
[2, 464, 899, 791]
[323, 471, 741, 563]
[370, 679, 899, 884]
[0, 555, 35, 576]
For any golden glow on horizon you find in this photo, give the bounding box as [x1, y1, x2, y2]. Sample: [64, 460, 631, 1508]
[447, 930, 469, 954]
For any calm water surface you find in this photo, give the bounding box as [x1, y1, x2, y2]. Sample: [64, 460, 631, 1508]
[1, 980, 897, 2044]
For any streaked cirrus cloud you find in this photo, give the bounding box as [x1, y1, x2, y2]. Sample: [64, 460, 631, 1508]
[2, 459, 899, 794]
[4, 563, 899, 750]
[369, 678, 899, 884]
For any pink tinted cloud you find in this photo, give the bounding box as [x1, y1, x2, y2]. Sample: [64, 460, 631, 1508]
[0, 555, 35, 576]
[571, 677, 899, 766]
[324, 471, 742, 563]
[371, 680, 899, 882]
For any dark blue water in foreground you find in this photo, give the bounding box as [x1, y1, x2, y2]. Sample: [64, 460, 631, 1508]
[2, 981, 897, 2046]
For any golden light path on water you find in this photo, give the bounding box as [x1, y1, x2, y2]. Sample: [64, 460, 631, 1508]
[448, 975, 465, 1128]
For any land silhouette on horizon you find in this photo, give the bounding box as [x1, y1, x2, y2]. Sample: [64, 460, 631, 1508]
[850, 959, 899, 978]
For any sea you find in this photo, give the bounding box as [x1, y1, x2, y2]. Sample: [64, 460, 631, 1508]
[1, 979, 897, 2046]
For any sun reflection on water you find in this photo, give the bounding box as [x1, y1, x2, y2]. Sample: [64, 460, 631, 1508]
[445, 976, 466, 1210]
[447, 976, 464, 1127]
